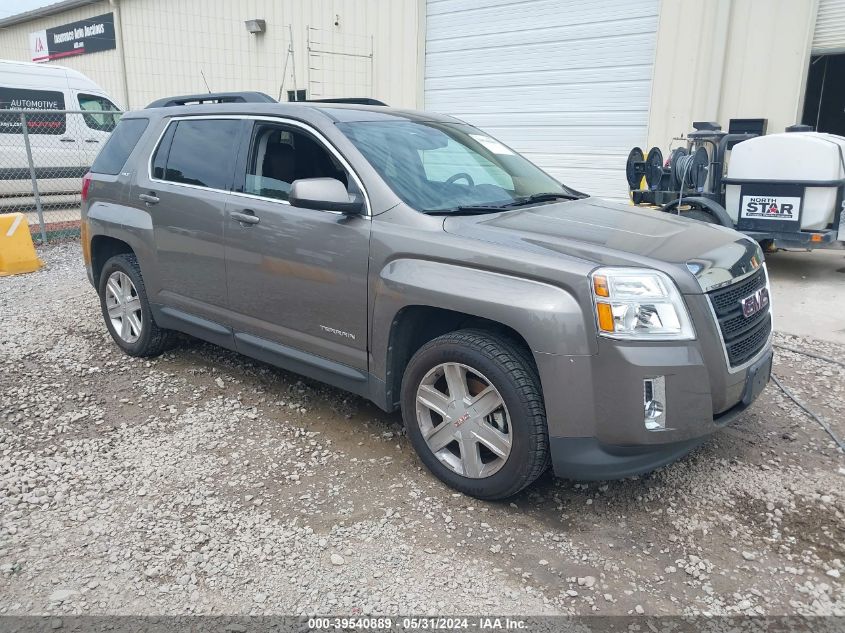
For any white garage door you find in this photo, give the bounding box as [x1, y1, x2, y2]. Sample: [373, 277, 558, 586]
[813, 0, 845, 54]
[424, 0, 660, 199]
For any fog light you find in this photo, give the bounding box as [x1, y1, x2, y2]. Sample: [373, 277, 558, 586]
[644, 376, 666, 431]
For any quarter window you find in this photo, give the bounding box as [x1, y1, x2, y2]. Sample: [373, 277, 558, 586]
[78, 93, 121, 132]
[155, 119, 240, 190]
[90, 117, 149, 175]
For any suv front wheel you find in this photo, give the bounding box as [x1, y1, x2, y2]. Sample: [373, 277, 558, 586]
[400, 329, 549, 500]
[98, 253, 170, 357]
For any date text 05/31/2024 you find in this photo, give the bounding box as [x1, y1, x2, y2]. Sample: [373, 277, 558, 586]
[307, 617, 528, 630]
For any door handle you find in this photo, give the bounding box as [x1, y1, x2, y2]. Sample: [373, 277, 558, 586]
[60, 137, 76, 143]
[138, 192, 159, 205]
[84, 138, 100, 143]
[231, 210, 260, 225]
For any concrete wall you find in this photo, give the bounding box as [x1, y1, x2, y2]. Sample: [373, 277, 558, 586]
[646, 0, 819, 150]
[0, 0, 421, 110]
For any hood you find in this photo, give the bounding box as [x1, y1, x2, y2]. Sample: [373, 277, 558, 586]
[442, 197, 763, 294]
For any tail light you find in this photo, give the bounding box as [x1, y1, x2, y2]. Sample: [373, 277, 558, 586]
[81, 171, 92, 202]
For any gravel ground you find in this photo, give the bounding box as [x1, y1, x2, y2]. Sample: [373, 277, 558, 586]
[1, 242, 843, 616]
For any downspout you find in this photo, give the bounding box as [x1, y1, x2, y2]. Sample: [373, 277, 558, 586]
[109, 0, 130, 109]
[415, 0, 426, 109]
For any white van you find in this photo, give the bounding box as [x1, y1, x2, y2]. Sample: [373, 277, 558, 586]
[0, 60, 122, 209]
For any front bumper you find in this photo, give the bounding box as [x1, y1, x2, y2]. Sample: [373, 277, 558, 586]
[743, 228, 844, 250]
[536, 296, 772, 480]
[548, 377, 765, 480]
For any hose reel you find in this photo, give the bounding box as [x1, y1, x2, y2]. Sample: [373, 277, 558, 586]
[670, 146, 709, 191]
[626, 146, 665, 190]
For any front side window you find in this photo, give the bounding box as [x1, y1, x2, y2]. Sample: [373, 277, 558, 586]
[78, 93, 121, 132]
[154, 119, 240, 190]
[338, 120, 574, 213]
[243, 122, 350, 202]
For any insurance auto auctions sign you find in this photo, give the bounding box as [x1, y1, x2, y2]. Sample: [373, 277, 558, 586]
[29, 12, 116, 62]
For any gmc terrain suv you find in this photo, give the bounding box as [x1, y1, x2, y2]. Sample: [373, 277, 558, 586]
[81, 94, 773, 500]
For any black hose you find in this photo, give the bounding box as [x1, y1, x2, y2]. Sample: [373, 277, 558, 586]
[771, 373, 845, 453]
[773, 343, 845, 368]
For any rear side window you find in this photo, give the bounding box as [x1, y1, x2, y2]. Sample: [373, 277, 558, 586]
[90, 117, 149, 175]
[154, 119, 240, 190]
[0, 87, 66, 135]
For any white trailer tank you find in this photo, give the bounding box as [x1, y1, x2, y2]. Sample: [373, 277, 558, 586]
[725, 132, 845, 231]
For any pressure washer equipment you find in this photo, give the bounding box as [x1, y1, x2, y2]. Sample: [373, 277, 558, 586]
[625, 120, 845, 250]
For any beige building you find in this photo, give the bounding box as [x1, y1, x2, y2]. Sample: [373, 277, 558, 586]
[1, 0, 844, 198]
[0, 0, 422, 110]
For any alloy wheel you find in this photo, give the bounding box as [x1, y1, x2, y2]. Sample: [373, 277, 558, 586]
[105, 271, 143, 344]
[415, 362, 512, 478]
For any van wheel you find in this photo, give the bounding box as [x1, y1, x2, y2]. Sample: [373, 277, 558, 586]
[98, 254, 170, 357]
[400, 329, 549, 500]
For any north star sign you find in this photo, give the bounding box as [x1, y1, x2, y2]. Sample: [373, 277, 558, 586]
[30, 12, 116, 62]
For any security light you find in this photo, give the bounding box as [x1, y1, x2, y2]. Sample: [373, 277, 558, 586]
[244, 19, 266, 34]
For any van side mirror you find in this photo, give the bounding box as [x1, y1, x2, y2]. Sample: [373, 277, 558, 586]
[289, 178, 364, 215]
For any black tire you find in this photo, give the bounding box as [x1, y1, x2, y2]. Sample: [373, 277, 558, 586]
[679, 207, 718, 224]
[400, 329, 549, 500]
[98, 253, 170, 357]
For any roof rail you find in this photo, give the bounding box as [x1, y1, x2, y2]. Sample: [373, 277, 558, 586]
[305, 98, 388, 106]
[146, 91, 276, 108]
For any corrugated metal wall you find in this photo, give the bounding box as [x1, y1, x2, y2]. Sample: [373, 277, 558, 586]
[424, 0, 660, 199]
[813, 0, 845, 53]
[0, 0, 421, 110]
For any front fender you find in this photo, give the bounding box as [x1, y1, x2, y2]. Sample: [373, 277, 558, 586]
[370, 258, 595, 379]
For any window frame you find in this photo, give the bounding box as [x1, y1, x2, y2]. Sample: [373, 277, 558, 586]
[148, 114, 371, 216]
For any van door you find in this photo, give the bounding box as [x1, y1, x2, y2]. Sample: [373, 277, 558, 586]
[73, 91, 122, 168]
[0, 86, 83, 204]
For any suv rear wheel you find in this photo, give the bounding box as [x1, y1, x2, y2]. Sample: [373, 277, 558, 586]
[400, 329, 549, 500]
[98, 254, 170, 357]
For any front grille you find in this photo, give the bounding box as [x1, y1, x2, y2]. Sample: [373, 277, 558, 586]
[707, 268, 771, 368]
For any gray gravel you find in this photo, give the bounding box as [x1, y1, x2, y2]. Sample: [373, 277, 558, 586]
[0, 242, 843, 616]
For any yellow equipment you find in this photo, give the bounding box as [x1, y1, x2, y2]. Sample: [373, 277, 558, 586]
[0, 213, 43, 276]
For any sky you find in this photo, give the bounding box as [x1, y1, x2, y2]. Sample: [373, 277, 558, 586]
[0, 0, 63, 20]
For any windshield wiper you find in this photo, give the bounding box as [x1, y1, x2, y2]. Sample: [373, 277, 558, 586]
[423, 192, 584, 215]
[506, 192, 584, 206]
[423, 204, 510, 215]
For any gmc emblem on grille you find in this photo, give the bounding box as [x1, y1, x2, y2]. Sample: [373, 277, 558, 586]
[740, 287, 769, 318]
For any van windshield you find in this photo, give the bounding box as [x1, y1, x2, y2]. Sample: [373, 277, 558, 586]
[337, 120, 580, 213]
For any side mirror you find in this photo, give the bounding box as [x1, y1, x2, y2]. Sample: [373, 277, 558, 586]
[289, 177, 364, 215]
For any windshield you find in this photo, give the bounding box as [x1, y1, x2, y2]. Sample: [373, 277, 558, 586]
[337, 120, 578, 213]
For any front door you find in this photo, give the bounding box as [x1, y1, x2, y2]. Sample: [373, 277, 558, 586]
[134, 116, 243, 320]
[224, 119, 370, 371]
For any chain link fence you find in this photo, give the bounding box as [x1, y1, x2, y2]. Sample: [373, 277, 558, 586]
[0, 109, 120, 243]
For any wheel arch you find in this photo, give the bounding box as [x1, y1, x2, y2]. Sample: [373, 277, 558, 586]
[90, 235, 135, 286]
[371, 258, 594, 411]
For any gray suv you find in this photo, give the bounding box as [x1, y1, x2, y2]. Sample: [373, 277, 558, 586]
[81, 95, 773, 500]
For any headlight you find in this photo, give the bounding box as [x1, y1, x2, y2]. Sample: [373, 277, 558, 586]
[590, 267, 695, 340]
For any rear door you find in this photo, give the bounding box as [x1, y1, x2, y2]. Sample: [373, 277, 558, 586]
[134, 116, 244, 321]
